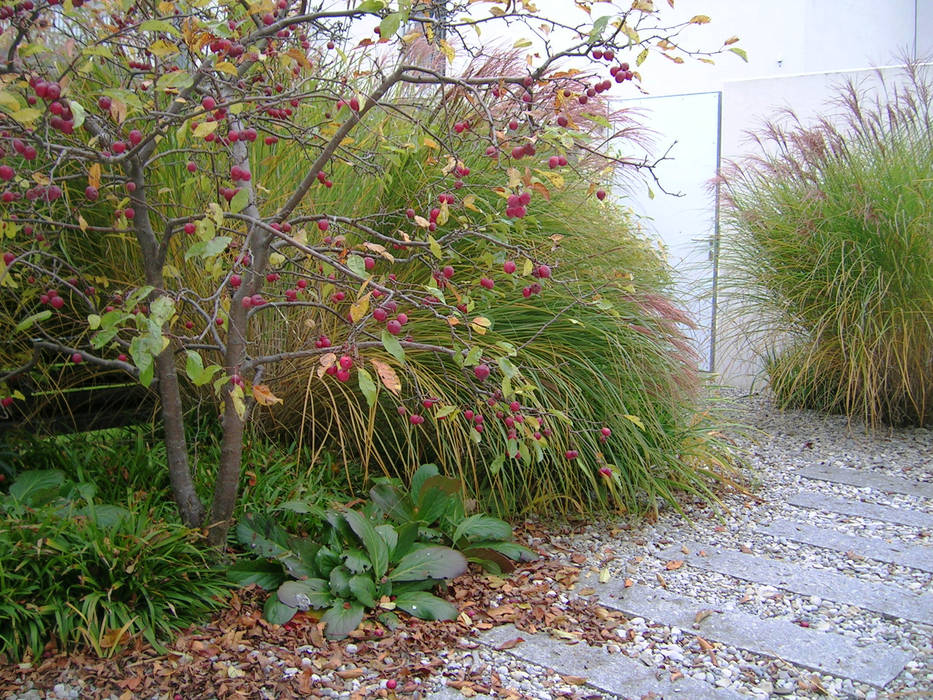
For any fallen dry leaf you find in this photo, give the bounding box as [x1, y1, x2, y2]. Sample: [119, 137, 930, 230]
[624, 578, 634, 588]
[656, 573, 667, 588]
[496, 637, 524, 651]
[665, 560, 684, 571]
[561, 675, 588, 685]
[693, 609, 714, 626]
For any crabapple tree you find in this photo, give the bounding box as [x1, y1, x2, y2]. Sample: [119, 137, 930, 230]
[0, 0, 735, 544]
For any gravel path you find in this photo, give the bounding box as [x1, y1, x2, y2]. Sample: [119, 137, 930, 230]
[6, 394, 931, 699]
[424, 393, 933, 700]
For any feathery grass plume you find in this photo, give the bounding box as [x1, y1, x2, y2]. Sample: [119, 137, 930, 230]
[720, 62, 933, 427]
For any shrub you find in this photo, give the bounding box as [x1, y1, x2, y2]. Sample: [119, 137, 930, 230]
[0, 470, 229, 662]
[720, 64, 933, 427]
[229, 464, 535, 638]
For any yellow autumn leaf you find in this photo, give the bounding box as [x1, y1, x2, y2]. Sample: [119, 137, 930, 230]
[462, 195, 479, 212]
[413, 215, 430, 228]
[689, 14, 711, 23]
[470, 316, 492, 334]
[214, 60, 238, 76]
[428, 235, 443, 259]
[370, 358, 401, 395]
[88, 163, 101, 189]
[252, 383, 283, 406]
[193, 121, 218, 138]
[423, 137, 439, 150]
[623, 414, 646, 430]
[148, 39, 179, 57]
[350, 292, 371, 322]
[438, 39, 456, 63]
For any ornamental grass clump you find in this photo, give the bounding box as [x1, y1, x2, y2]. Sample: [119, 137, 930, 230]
[720, 64, 933, 427]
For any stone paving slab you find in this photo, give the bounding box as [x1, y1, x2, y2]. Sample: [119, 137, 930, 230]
[786, 491, 933, 529]
[590, 581, 910, 688]
[759, 518, 933, 572]
[796, 464, 933, 499]
[662, 541, 933, 625]
[477, 624, 746, 700]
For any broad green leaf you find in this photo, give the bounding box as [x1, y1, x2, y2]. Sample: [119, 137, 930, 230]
[9, 469, 65, 506]
[347, 254, 366, 278]
[379, 12, 404, 38]
[394, 591, 457, 620]
[68, 100, 86, 129]
[329, 565, 352, 597]
[357, 367, 378, 407]
[427, 235, 443, 259]
[588, 16, 610, 44]
[488, 453, 505, 476]
[227, 560, 286, 590]
[139, 19, 181, 35]
[355, 0, 385, 11]
[344, 509, 389, 580]
[185, 350, 204, 381]
[452, 514, 512, 544]
[410, 463, 439, 501]
[466, 540, 537, 562]
[264, 594, 297, 624]
[464, 346, 483, 366]
[388, 546, 467, 582]
[497, 357, 519, 379]
[729, 46, 748, 62]
[381, 330, 406, 365]
[349, 574, 378, 608]
[277, 579, 331, 609]
[14, 310, 52, 332]
[229, 188, 249, 214]
[156, 71, 193, 90]
[321, 602, 365, 639]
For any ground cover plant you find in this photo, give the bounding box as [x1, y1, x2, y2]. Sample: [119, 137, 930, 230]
[0, 468, 229, 662]
[0, 0, 745, 541]
[720, 64, 933, 427]
[230, 463, 535, 638]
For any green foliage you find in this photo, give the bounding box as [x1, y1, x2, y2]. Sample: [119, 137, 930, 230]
[721, 65, 933, 426]
[229, 464, 534, 638]
[0, 470, 229, 662]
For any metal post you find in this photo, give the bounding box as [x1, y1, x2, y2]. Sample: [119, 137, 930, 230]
[709, 91, 723, 374]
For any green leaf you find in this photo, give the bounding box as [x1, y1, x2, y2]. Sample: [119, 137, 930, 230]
[357, 368, 378, 407]
[344, 509, 389, 580]
[488, 453, 504, 476]
[389, 546, 467, 582]
[588, 16, 610, 44]
[321, 602, 365, 639]
[381, 330, 406, 365]
[464, 346, 483, 366]
[14, 310, 52, 332]
[277, 579, 331, 609]
[375, 524, 398, 554]
[379, 12, 404, 38]
[349, 574, 378, 608]
[347, 254, 366, 278]
[355, 0, 386, 12]
[329, 565, 352, 597]
[185, 350, 204, 381]
[467, 540, 537, 562]
[427, 235, 443, 259]
[227, 560, 286, 590]
[156, 71, 193, 90]
[264, 594, 298, 624]
[410, 463, 439, 501]
[497, 357, 519, 379]
[452, 514, 513, 544]
[67, 100, 86, 130]
[229, 188, 249, 214]
[392, 521, 419, 562]
[9, 470, 65, 506]
[729, 46, 748, 62]
[343, 547, 371, 573]
[394, 591, 458, 620]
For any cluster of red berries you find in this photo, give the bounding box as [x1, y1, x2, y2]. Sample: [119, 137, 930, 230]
[506, 190, 532, 219]
[324, 354, 353, 382]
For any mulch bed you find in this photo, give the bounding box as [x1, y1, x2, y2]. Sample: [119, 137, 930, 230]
[1, 527, 629, 700]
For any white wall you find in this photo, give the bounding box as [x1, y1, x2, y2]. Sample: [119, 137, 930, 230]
[615, 0, 927, 387]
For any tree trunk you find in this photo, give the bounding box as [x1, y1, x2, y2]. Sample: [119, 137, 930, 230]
[156, 348, 206, 527]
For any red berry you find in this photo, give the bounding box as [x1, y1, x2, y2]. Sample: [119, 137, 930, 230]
[71, 353, 83, 364]
[565, 450, 578, 460]
[183, 222, 196, 235]
[537, 264, 551, 279]
[473, 364, 490, 381]
[442, 265, 454, 279]
[84, 185, 98, 200]
[386, 679, 397, 690]
[601, 427, 612, 437]
[98, 96, 112, 111]
[396, 312, 408, 325]
[596, 189, 607, 201]
[187, 161, 197, 172]
[364, 256, 376, 271]
[386, 320, 402, 335]
[409, 414, 424, 425]
[479, 277, 494, 290]
[599, 466, 612, 477]
[318, 220, 329, 232]
[503, 260, 516, 274]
